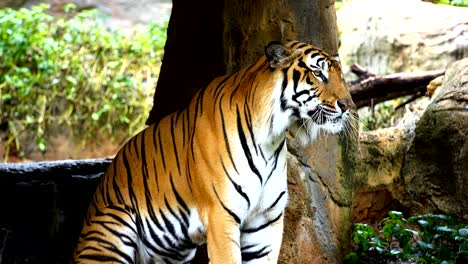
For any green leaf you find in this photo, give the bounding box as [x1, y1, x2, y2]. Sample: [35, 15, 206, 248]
[25, 115, 34, 124]
[418, 219, 429, 228]
[91, 112, 99, 121]
[2, 93, 12, 101]
[66, 76, 77, 85]
[344, 252, 359, 264]
[459, 227, 468, 237]
[107, 61, 120, 69]
[436, 226, 456, 234]
[37, 138, 46, 153]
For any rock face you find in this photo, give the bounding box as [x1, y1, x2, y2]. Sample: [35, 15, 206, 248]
[354, 58, 468, 223]
[402, 58, 468, 219]
[338, 0, 468, 78]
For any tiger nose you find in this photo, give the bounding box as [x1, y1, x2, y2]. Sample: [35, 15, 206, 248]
[337, 99, 350, 112]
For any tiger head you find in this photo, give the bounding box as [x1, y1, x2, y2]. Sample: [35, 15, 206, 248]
[265, 41, 355, 144]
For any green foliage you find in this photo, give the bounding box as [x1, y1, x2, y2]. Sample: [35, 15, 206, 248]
[335, 0, 349, 10]
[0, 4, 167, 160]
[359, 99, 404, 131]
[345, 211, 468, 264]
[425, 0, 468, 7]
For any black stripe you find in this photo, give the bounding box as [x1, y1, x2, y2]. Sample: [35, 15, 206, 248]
[78, 254, 126, 263]
[316, 56, 325, 66]
[298, 60, 309, 70]
[309, 51, 321, 59]
[280, 68, 294, 112]
[79, 230, 105, 239]
[163, 195, 191, 243]
[132, 135, 140, 160]
[122, 148, 144, 235]
[237, 107, 263, 185]
[213, 185, 241, 224]
[181, 111, 186, 147]
[152, 159, 160, 192]
[281, 68, 288, 92]
[112, 174, 125, 204]
[244, 62, 269, 103]
[94, 207, 137, 234]
[296, 43, 308, 49]
[170, 176, 190, 214]
[222, 161, 250, 208]
[241, 244, 257, 251]
[292, 69, 301, 93]
[230, 63, 257, 104]
[265, 139, 285, 184]
[258, 145, 267, 163]
[289, 41, 301, 48]
[139, 226, 163, 259]
[147, 194, 164, 231]
[213, 74, 232, 108]
[268, 191, 286, 210]
[170, 116, 182, 175]
[86, 224, 137, 263]
[140, 131, 149, 180]
[241, 213, 283, 234]
[159, 208, 178, 238]
[304, 48, 313, 55]
[219, 94, 239, 174]
[164, 195, 183, 224]
[140, 134, 155, 223]
[157, 128, 167, 171]
[243, 103, 258, 155]
[178, 207, 190, 227]
[145, 219, 184, 260]
[292, 90, 311, 105]
[241, 245, 271, 261]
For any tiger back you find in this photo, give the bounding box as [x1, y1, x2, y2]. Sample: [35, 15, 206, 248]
[73, 41, 355, 264]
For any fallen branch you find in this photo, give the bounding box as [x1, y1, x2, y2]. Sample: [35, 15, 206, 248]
[348, 64, 445, 108]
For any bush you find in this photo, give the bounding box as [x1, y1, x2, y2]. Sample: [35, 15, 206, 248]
[424, 0, 468, 7]
[346, 211, 468, 263]
[0, 4, 167, 160]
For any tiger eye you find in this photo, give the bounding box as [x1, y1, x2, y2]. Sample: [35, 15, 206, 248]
[314, 70, 321, 76]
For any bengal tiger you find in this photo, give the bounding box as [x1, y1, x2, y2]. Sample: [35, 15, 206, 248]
[73, 40, 355, 264]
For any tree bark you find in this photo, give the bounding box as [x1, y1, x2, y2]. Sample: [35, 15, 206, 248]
[146, 0, 225, 125]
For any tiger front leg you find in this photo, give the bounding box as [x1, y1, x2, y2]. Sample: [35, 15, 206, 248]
[205, 207, 243, 264]
[240, 214, 285, 264]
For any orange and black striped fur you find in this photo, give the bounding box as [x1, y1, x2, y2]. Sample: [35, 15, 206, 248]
[73, 41, 355, 264]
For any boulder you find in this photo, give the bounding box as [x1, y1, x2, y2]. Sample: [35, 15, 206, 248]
[353, 58, 468, 222]
[402, 58, 468, 219]
[338, 0, 468, 78]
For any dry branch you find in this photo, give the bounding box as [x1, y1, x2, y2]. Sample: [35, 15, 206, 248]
[348, 64, 445, 108]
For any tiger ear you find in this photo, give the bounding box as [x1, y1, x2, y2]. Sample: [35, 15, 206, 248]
[265, 41, 301, 68]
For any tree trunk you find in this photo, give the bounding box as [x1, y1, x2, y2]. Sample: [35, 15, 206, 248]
[147, 0, 353, 262]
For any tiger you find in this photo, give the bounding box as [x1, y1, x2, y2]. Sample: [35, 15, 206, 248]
[72, 40, 355, 264]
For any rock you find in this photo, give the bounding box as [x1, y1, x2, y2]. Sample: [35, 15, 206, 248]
[284, 132, 357, 263]
[338, 0, 468, 78]
[0, 0, 27, 9]
[402, 58, 468, 219]
[353, 58, 468, 223]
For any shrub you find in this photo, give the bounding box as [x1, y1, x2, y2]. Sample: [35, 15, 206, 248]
[0, 4, 167, 160]
[345, 211, 468, 263]
[424, 0, 468, 7]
